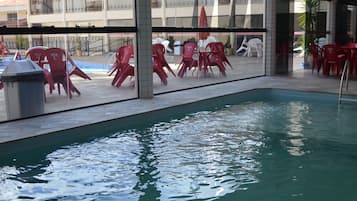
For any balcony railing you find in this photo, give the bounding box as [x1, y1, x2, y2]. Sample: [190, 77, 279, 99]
[107, 0, 132, 10]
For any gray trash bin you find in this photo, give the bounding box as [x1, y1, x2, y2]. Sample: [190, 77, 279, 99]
[1, 60, 45, 120]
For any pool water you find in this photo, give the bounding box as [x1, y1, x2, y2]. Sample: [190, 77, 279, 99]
[0, 90, 357, 200]
[0, 57, 111, 72]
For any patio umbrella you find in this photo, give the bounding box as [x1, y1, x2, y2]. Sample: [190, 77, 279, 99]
[198, 6, 209, 40]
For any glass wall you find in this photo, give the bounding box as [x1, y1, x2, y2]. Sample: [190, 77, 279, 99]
[162, 0, 264, 28]
[0, 32, 137, 121]
[151, 0, 266, 94]
[0, 0, 137, 122]
[0, 0, 267, 122]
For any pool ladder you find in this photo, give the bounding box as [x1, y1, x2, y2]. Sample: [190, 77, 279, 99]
[338, 59, 357, 104]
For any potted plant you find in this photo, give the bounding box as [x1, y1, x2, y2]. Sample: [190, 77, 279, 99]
[298, 0, 320, 68]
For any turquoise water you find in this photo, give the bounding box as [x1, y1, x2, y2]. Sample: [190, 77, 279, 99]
[0, 57, 111, 72]
[1, 90, 357, 200]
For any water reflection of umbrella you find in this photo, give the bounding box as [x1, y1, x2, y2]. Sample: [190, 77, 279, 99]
[198, 6, 209, 40]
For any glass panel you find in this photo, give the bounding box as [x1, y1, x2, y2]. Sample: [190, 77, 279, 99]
[151, 32, 265, 94]
[293, 0, 329, 71]
[347, 5, 357, 42]
[151, 0, 266, 94]
[0, 33, 137, 122]
[161, 0, 264, 28]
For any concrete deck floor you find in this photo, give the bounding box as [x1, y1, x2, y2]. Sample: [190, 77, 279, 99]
[1, 56, 357, 144]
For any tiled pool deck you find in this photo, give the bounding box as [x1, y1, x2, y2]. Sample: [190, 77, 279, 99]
[1, 63, 357, 144]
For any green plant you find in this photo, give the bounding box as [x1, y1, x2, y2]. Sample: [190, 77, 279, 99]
[15, 35, 29, 50]
[298, 0, 320, 54]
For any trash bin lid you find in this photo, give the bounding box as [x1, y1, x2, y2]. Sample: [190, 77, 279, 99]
[0, 59, 44, 82]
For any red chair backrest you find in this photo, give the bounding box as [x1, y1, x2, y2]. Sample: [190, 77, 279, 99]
[152, 43, 165, 55]
[350, 49, 357, 61]
[152, 43, 169, 66]
[26, 48, 47, 68]
[322, 44, 343, 60]
[182, 42, 197, 60]
[45, 48, 67, 80]
[0, 42, 9, 57]
[345, 42, 357, 49]
[206, 42, 224, 54]
[310, 43, 320, 59]
[117, 45, 134, 64]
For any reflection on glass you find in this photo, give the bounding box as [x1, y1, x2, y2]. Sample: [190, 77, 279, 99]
[164, 0, 264, 28]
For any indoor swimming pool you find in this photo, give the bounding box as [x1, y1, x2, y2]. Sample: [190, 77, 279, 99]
[0, 89, 356, 200]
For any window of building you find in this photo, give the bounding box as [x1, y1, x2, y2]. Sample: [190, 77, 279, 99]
[7, 13, 18, 21]
[86, 0, 102, 11]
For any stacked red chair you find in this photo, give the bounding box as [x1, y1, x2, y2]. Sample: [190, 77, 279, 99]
[310, 43, 323, 74]
[206, 42, 232, 69]
[0, 42, 9, 58]
[204, 42, 227, 76]
[152, 54, 168, 85]
[26, 47, 90, 94]
[111, 45, 135, 87]
[112, 45, 169, 88]
[177, 42, 198, 78]
[322, 44, 346, 76]
[67, 56, 91, 80]
[26, 47, 55, 93]
[342, 42, 357, 77]
[45, 48, 80, 98]
[152, 43, 176, 77]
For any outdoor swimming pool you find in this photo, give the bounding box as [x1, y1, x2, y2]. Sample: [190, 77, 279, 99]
[0, 89, 357, 200]
[0, 57, 111, 72]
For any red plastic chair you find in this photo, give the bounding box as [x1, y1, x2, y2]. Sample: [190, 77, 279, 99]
[152, 43, 176, 77]
[110, 45, 134, 86]
[25, 47, 47, 68]
[152, 53, 168, 85]
[112, 63, 135, 88]
[204, 42, 227, 76]
[0, 42, 9, 57]
[206, 42, 232, 69]
[67, 55, 91, 80]
[177, 42, 199, 78]
[310, 43, 323, 74]
[109, 45, 134, 75]
[112, 46, 168, 88]
[25, 47, 55, 92]
[341, 43, 357, 77]
[348, 48, 357, 77]
[45, 48, 80, 98]
[321, 44, 346, 76]
[113, 60, 168, 88]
